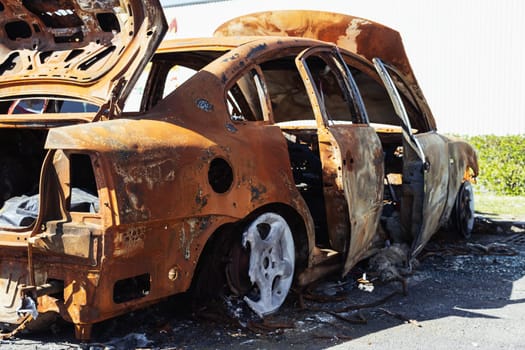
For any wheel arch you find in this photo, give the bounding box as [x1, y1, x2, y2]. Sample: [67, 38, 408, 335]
[188, 202, 312, 302]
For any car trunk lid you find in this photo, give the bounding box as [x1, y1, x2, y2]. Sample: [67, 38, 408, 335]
[0, 0, 167, 116]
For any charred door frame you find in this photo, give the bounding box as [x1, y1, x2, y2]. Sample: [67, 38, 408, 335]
[373, 58, 449, 258]
[296, 46, 384, 275]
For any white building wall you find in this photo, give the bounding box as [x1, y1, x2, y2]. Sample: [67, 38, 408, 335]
[164, 0, 525, 136]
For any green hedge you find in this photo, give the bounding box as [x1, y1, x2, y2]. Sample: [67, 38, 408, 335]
[464, 135, 525, 196]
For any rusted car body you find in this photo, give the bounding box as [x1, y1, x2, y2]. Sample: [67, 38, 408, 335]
[0, 6, 477, 340]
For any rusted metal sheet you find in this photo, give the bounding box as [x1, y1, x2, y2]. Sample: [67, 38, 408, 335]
[0, 258, 29, 324]
[0, 8, 479, 341]
[214, 10, 436, 130]
[21, 98, 315, 339]
[314, 125, 384, 275]
[335, 126, 384, 274]
[404, 132, 450, 257]
[0, 0, 166, 109]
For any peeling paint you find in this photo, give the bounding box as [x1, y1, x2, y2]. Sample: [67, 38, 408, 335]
[222, 53, 240, 62]
[225, 123, 237, 133]
[180, 218, 200, 260]
[247, 43, 267, 58]
[195, 188, 209, 210]
[114, 226, 147, 257]
[196, 98, 213, 112]
[250, 184, 267, 203]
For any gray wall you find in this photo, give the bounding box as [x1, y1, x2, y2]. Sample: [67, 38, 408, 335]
[164, 0, 525, 135]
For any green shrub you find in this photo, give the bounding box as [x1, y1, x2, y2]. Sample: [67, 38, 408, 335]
[464, 135, 525, 196]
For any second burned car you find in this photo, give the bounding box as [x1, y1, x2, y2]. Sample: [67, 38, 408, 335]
[0, 8, 478, 339]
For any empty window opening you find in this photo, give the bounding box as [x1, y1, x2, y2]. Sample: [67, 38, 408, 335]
[163, 65, 196, 98]
[65, 49, 84, 62]
[59, 100, 98, 113]
[5, 21, 32, 40]
[124, 50, 226, 112]
[8, 99, 48, 114]
[22, 1, 83, 28]
[351, 69, 399, 127]
[260, 57, 315, 124]
[304, 55, 356, 123]
[69, 154, 99, 213]
[113, 273, 151, 304]
[227, 69, 265, 122]
[2, 98, 98, 114]
[78, 46, 115, 71]
[97, 13, 120, 33]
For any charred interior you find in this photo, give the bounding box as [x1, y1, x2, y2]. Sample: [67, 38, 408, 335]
[141, 50, 413, 249]
[0, 129, 46, 207]
[68, 153, 99, 213]
[285, 130, 328, 244]
[0, 130, 100, 228]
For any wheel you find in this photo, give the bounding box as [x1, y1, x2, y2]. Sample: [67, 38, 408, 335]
[453, 181, 475, 238]
[241, 212, 295, 317]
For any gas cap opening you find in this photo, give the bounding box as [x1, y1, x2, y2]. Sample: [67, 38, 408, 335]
[208, 158, 233, 194]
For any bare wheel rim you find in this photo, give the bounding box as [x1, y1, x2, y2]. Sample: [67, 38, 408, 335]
[242, 212, 295, 317]
[457, 181, 475, 238]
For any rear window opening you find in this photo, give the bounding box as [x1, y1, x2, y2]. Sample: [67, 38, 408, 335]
[123, 50, 225, 112]
[0, 98, 98, 114]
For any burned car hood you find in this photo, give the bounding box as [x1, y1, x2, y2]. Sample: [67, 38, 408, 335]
[0, 0, 167, 109]
[215, 10, 417, 93]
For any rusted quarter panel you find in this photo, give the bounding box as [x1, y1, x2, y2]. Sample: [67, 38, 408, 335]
[407, 132, 479, 257]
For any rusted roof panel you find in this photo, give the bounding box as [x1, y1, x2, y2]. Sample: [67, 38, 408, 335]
[214, 10, 436, 129]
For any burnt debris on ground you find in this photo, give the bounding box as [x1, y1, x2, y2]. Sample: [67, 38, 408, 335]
[2, 215, 524, 349]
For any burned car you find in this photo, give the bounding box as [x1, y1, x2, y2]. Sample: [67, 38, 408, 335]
[0, 5, 477, 340]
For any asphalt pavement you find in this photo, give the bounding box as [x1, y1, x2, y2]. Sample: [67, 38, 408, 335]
[2, 218, 524, 349]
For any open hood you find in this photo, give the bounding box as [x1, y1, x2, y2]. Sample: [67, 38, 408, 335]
[214, 10, 416, 85]
[0, 0, 167, 109]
